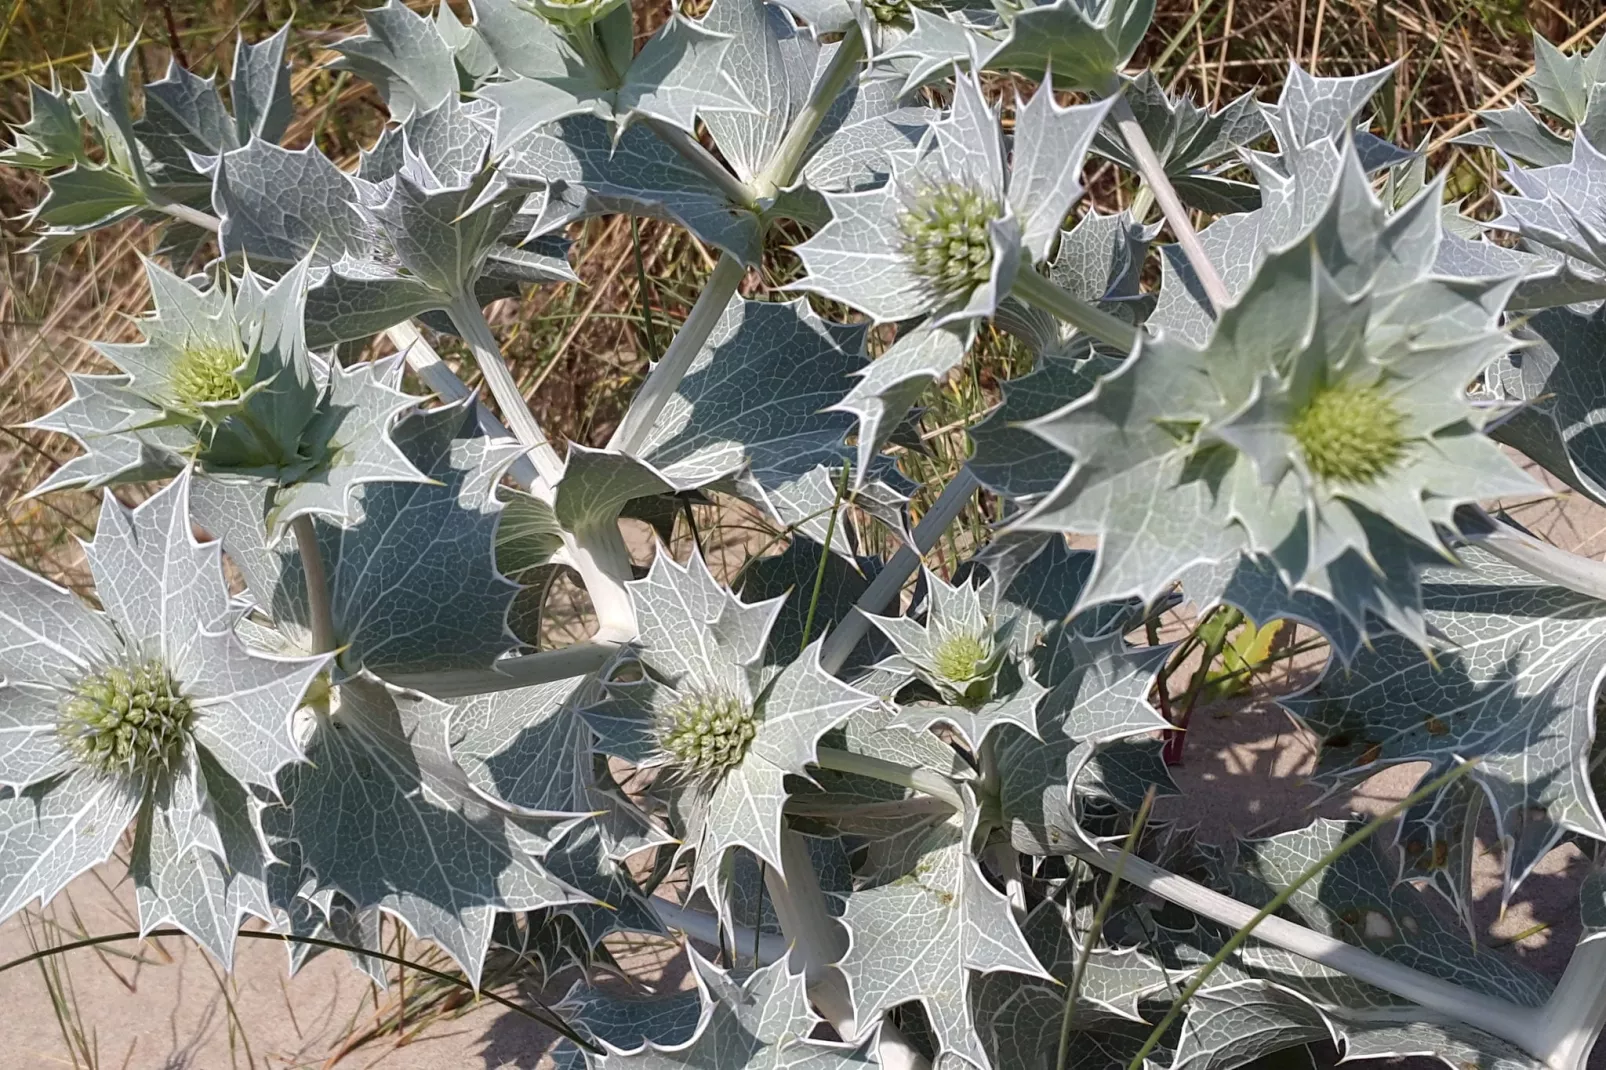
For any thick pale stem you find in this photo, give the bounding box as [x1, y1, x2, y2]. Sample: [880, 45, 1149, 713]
[812, 746, 965, 809]
[150, 194, 221, 233]
[446, 294, 566, 488]
[1532, 937, 1606, 1070]
[609, 255, 747, 455]
[447, 295, 637, 639]
[819, 469, 980, 676]
[1068, 840, 1544, 1055]
[568, 519, 640, 642]
[1107, 94, 1231, 314]
[767, 830, 853, 1026]
[751, 32, 867, 199]
[384, 320, 543, 493]
[382, 640, 624, 698]
[292, 514, 337, 656]
[1461, 507, 1606, 602]
[1011, 267, 1141, 352]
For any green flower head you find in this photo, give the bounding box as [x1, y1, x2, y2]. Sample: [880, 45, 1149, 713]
[656, 688, 759, 786]
[170, 338, 246, 411]
[898, 180, 1003, 306]
[58, 656, 196, 781]
[1289, 381, 1407, 485]
[1016, 144, 1540, 645]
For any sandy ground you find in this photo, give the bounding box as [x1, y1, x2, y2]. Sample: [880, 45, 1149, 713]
[0, 490, 1599, 1068]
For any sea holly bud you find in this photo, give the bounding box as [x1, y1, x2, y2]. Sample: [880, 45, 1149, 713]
[794, 71, 1109, 325]
[866, 568, 1035, 747]
[0, 472, 327, 956]
[1016, 143, 1540, 643]
[516, 0, 631, 28]
[581, 548, 873, 898]
[26, 259, 425, 534]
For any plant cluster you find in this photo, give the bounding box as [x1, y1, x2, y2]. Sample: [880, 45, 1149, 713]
[4, 4, 1606, 1069]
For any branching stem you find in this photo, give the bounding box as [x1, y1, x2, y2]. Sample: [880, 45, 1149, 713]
[608, 255, 746, 455]
[446, 293, 566, 488]
[1107, 93, 1232, 313]
[383, 320, 543, 492]
[751, 32, 867, 200]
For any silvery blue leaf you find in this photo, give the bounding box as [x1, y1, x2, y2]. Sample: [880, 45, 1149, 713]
[266, 676, 588, 987]
[193, 404, 520, 679]
[232, 25, 294, 145]
[329, 0, 459, 123]
[837, 795, 1048, 1066]
[1281, 547, 1606, 904]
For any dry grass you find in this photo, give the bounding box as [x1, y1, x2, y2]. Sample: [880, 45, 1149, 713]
[0, 0, 1600, 1063]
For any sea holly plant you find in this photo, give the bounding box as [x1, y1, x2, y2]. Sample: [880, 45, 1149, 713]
[12, 10, 1606, 1070]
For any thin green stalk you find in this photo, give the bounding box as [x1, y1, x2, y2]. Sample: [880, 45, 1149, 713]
[292, 514, 336, 656]
[1010, 268, 1140, 352]
[630, 216, 661, 361]
[1123, 760, 1481, 1070]
[1058, 789, 1156, 1070]
[799, 463, 851, 652]
[0, 928, 600, 1054]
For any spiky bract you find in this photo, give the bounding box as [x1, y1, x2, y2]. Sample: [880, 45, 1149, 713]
[58, 658, 196, 780]
[1291, 384, 1407, 485]
[898, 181, 1001, 305]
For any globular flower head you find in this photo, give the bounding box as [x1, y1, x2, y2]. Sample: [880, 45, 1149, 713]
[0, 473, 328, 935]
[582, 547, 872, 898]
[655, 688, 759, 787]
[513, 0, 630, 31]
[58, 656, 196, 781]
[169, 339, 247, 412]
[898, 180, 1003, 308]
[26, 259, 426, 535]
[868, 569, 1013, 708]
[1289, 381, 1407, 485]
[794, 73, 1107, 326]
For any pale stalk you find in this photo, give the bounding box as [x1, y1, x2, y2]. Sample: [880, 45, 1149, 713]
[608, 255, 747, 455]
[642, 116, 759, 211]
[766, 830, 853, 1027]
[812, 746, 964, 809]
[382, 640, 625, 698]
[610, 30, 865, 455]
[447, 294, 638, 639]
[150, 195, 221, 233]
[814, 747, 1574, 1066]
[383, 320, 542, 493]
[292, 514, 336, 655]
[445, 293, 566, 488]
[1070, 838, 1545, 1058]
[750, 31, 867, 200]
[1461, 506, 1606, 602]
[1106, 93, 1231, 313]
[1011, 268, 1140, 352]
[1531, 938, 1606, 1070]
[819, 468, 980, 676]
